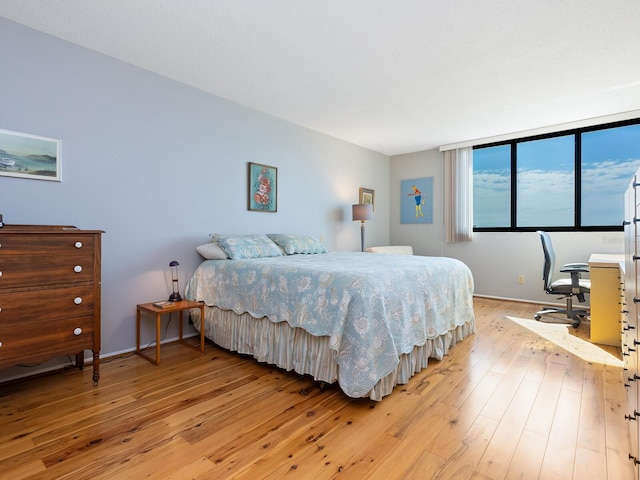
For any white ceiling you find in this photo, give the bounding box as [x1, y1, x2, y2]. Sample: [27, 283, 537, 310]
[1, 0, 639, 155]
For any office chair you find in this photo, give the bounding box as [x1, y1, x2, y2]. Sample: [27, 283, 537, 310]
[534, 230, 591, 328]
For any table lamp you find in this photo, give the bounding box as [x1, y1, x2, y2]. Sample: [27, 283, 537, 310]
[168, 260, 182, 302]
[352, 203, 373, 252]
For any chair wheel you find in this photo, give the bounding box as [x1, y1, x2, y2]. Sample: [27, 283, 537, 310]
[571, 321, 580, 328]
[534, 315, 541, 321]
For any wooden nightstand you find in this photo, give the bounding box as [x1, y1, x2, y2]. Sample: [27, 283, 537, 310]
[136, 299, 205, 365]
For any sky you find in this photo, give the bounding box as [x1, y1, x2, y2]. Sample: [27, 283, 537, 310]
[473, 123, 640, 228]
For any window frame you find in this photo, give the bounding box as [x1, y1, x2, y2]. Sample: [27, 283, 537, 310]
[473, 118, 640, 233]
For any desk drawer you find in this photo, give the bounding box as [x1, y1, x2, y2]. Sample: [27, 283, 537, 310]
[589, 265, 623, 347]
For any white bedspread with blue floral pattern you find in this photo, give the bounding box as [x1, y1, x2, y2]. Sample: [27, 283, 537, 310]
[185, 251, 474, 398]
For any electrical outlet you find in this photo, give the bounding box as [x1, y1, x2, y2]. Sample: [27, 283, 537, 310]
[518, 275, 525, 284]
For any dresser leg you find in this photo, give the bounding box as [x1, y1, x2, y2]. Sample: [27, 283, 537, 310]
[92, 351, 100, 386]
[75, 352, 85, 370]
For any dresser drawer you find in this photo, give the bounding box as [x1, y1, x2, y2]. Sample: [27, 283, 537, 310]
[0, 285, 94, 321]
[0, 233, 95, 256]
[0, 315, 94, 366]
[0, 253, 94, 289]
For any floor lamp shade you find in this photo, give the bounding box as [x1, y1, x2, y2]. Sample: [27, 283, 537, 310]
[352, 203, 373, 252]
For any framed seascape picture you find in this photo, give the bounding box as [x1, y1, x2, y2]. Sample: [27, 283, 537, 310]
[248, 162, 277, 212]
[0, 128, 61, 181]
[359, 187, 375, 210]
[401, 177, 433, 224]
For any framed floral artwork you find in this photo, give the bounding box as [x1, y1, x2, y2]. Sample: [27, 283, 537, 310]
[248, 162, 277, 212]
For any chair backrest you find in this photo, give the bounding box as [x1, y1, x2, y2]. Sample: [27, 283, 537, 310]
[537, 230, 555, 291]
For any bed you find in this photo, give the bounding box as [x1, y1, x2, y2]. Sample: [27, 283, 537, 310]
[184, 233, 475, 401]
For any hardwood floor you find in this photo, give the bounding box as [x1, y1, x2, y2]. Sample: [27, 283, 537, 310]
[0, 297, 635, 479]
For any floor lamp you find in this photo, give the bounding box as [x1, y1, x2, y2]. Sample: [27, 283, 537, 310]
[352, 203, 373, 252]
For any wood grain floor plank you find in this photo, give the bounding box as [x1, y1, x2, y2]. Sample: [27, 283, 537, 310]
[0, 458, 45, 480]
[435, 414, 499, 480]
[475, 377, 541, 479]
[574, 445, 607, 480]
[523, 360, 567, 438]
[425, 370, 503, 460]
[365, 448, 445, 480]
[199, 388, 346, 479]
[505, 428, 547, 480]
[539, 387, 582, 479]
[578, 366, 607, 455]
[163, 456, 218, 480]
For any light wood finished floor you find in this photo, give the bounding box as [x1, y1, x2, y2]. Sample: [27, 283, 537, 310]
[0, 297, 635, 479]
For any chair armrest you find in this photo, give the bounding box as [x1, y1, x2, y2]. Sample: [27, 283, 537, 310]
[561, 266, 588, 292]
[562, 262, 589, 269]
[560, 265, 589, 274]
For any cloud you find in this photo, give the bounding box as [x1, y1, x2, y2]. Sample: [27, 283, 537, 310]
[474, 157, 640, 226]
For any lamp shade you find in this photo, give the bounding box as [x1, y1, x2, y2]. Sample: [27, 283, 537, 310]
[352, 203, 373, 222]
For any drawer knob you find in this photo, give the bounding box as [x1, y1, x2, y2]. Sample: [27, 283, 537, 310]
[73, 327, 82, 336]
[0, 341, 2, 348]
[0, 271, 2, 277]
[75, 241, 83, 249]
[74, 297, 83, 305]
[74, 265, 83, 273]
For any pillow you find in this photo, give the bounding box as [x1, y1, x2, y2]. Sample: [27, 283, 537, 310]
[213, 233, 284, 260]
[196, 241, 228, 260]
[267, 234, 328, 255]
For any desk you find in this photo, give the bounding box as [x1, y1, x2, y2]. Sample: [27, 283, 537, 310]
[588, 253, 625, 347]
[136, 300, 205, 365]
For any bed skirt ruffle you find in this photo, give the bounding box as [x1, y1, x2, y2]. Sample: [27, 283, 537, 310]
[189, 306, 474, 401]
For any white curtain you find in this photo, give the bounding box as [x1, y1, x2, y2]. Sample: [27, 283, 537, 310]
[444, 147, 473, 242]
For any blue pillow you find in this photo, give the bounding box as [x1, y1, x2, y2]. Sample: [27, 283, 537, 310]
[213, 234, 284, 260]
[267, 234, 328, 255]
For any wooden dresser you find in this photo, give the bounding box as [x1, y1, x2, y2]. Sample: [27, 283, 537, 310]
[0, 224, 103, 385]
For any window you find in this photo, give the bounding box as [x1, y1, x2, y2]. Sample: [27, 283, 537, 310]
[517, 135, 574, 228]
[473, 144, 510, 228]
[582, 123, 640, 227]
[473, 119, 640, 231]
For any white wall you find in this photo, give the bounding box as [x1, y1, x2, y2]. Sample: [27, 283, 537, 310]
[391, 150, 625, 304]
[0, 19, 390, 380]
